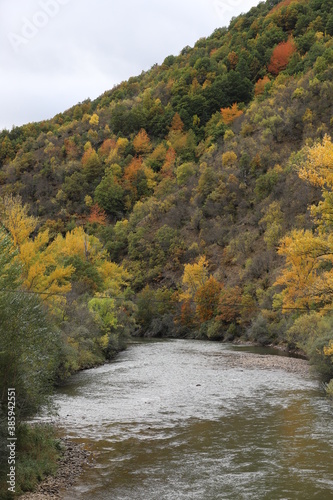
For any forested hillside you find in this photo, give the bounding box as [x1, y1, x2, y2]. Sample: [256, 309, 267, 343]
[1, 0, 333, 491]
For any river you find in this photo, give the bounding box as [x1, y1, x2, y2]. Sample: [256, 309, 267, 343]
[52, 339, 333, 500]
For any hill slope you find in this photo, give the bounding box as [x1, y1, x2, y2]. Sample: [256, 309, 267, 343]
[1, 0, 333, 388]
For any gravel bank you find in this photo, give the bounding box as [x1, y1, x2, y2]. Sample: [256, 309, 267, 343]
[20, 437, 94, 499]
[215, 350, 311, 378]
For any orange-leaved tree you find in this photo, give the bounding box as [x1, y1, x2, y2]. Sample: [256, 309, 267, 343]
[195, 276, 222, 322]
[217, 286, 243, 324]
[133, 129, 152, 155]
[88, 203, 107, 226]
[268, 39, 296, 75]
[254, 76, 271, 96]
[221, 103, 243, 125]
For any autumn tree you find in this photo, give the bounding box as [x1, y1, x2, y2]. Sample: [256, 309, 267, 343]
[133, 128, 152, 155]
[227, 51, 239, 70]
[123, 157, 155, 207]
[161, 147, 176, 178]
[268, 39, 296, 75]
[217, 286, 243, 324]
[275, 230, 330, 311]
[89, 113, 99, 126]
[254, 76, 271, 96]
[81, 145, 103, 183]
[64, 137, 80, 160]
[180, 300, 196, 328]
[88, 203, 107, 225]
[51, 226, 130, 295]
[0, 196, 73, 304]
[220, 103, 243, 125]
[98, 138, 116, 159]
[195, 276, 222, 322]
[0, 195, 37, 247]
[275, 137, 333, 312]
[19, 229, 74, 301]
[222, 151, 238, 168]
[298, 135, 333, 191]
[181, 256, 209, 300]
[170, 112, 184, 132]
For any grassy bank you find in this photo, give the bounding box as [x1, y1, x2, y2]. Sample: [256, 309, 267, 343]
[0, 424, 62, 499]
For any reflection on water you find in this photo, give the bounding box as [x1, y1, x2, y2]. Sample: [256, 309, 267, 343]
[51, 340, 333, 500]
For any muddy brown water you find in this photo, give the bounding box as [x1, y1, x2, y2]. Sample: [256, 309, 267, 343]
[51, 340, 333, 499]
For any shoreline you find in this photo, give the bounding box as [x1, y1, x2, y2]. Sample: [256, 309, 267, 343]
[220, 349, 311, 378]
[19, 437, 94, 500]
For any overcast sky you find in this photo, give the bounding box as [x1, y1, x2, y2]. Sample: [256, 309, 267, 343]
[0, 0, 260, 131]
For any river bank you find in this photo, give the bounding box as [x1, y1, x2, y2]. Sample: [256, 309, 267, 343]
[20, 437, 93, 500]
[18, 345, 312, 499]
[219, 348, 311, 377]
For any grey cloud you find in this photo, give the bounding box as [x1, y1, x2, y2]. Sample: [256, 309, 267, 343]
[1, 0, 259, 130]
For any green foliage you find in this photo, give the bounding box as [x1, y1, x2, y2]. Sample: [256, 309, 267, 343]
[0, 424, 62, 497]
[286, 313, 333, 381]
[206, 319, 224, 341]
[247, 314, 276, 346]
[254, 168, 280, 200]
[136, 285, 175, 335]
[94, 169, 124, 216]
[176, 162, 197, 186]
[64, 254, 103, 292]
[260, 201, 284, 249]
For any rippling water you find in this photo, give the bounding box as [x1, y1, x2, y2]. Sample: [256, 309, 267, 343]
[52, 340, 333, 500]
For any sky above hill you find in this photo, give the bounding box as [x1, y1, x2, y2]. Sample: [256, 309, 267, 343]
[0, 0, 260, 131]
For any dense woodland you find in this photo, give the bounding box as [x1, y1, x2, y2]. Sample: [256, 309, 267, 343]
[1, 0, 333, 493]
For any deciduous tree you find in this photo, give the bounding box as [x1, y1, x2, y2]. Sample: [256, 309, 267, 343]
[268, 39, 296, 75]
[221, 103, 243, 125]
[195, 276, 222, 322]
[181, 256, 209, 300]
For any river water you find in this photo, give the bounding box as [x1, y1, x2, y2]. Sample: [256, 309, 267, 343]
[53, 340, 333, 500]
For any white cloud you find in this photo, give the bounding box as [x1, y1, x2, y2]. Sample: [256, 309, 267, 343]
[0, 0, 260, 130]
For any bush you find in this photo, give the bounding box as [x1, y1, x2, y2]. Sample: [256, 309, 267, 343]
[326, 379, 333, 398]
[148, 314, 177, 338]
[247, 314, 275, 345]
[206, 319, 224, 340]
[306, 333, 333, 382]
[287, 313, 333, 381]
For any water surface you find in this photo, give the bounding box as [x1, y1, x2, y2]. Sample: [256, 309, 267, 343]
[53, 340, 333, 500]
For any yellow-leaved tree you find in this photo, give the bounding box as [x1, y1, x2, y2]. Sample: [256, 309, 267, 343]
[0, 196, 73, 303]
[0, 195, 37, 247]
[51, 226, 131, 293]
[275, 136, 333, 313]
[181, 256, 209, 300]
